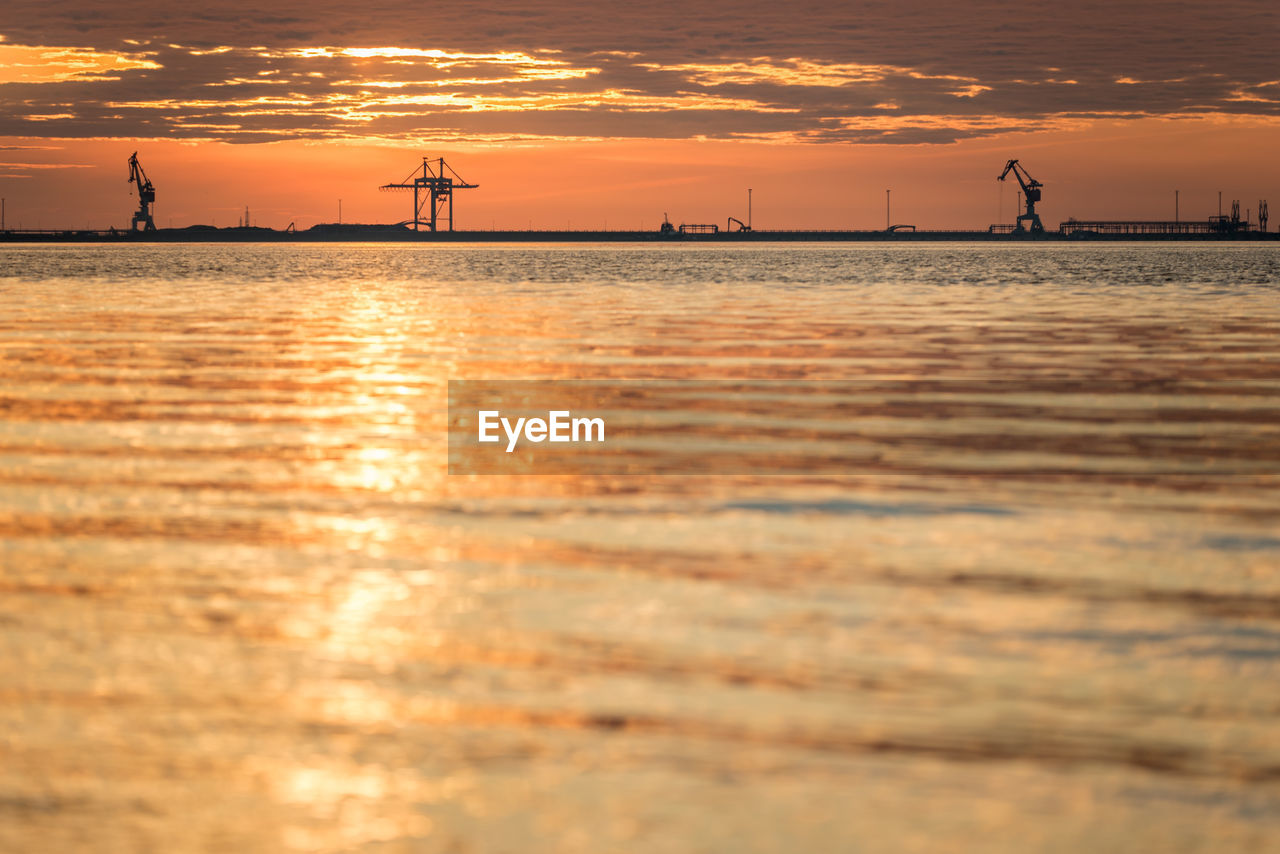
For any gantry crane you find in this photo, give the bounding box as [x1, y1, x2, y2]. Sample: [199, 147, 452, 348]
[379, 157, 478, 231]
[997, 159, 1044, 234]
[127, 151, 156, 232]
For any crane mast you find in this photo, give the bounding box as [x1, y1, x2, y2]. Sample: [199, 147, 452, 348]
[379, 157, 478, 231]
[127, 152, 156, 232]
[997, 159, 1044, 234]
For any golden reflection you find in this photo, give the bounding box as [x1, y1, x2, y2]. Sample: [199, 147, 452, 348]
[4, 248, 1280, 852]
[313, 567, 423, 665]
[271, 283, 434, 550]
[348, 446, 399, 492]
[259, 758, 435, 847]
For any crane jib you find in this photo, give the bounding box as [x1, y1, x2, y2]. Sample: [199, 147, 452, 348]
[997, 159, 1045, 234]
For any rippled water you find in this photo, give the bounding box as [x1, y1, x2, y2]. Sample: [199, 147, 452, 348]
[2, 243, 1278, 852]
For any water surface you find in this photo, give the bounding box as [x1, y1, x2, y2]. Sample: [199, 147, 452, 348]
[1, 243, 1278, 852]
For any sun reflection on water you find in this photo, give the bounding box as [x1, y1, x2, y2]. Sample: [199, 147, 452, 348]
[1, 245, 1278, 852]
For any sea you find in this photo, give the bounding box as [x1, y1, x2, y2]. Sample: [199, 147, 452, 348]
[1, 242, 1278, 852]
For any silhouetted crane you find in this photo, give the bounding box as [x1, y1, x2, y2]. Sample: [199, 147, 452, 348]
[997, 159, 1044, 234]
[127, 152, 156, 232]
[379, 157, 477, 231]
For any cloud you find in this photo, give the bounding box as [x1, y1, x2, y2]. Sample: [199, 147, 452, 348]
[0, 44, 160, 83]
[1, 0, 1277, 144]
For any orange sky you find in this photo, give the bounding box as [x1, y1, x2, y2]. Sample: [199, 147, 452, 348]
[1, 1, 1278, 230]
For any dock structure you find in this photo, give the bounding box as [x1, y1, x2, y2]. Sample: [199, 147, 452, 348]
[1059, 220, 1250, 236]
[1059, 204, 1265, 236]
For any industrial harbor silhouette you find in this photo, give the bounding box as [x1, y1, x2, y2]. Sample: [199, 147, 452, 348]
[1, 153, 1273, 243]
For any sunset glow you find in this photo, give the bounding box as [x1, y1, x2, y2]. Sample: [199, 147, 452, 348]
[1, 1, 1277, 229]
[4, 4, 1280, 851]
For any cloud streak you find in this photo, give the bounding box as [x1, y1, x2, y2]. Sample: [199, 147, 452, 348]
[0, 43, 160, 84]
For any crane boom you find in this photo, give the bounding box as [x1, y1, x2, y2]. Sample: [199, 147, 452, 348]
[997, 159, 1044, 234]
[127, 152, 156, 232]
[378, 157, 477, 231]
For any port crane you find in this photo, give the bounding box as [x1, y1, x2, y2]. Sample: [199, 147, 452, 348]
[379, 157, 477, 231]
[997, 159, 1044, 234]
[127, 151, 156, 232]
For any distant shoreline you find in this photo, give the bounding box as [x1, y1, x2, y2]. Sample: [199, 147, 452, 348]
[2, 226, 1278, 244]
